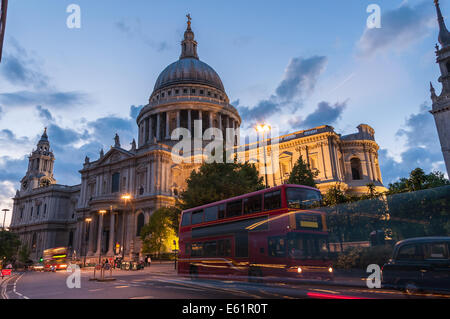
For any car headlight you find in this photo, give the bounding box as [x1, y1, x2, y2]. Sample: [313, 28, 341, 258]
[297, 267, 302, 273]
[328, 267, 333, 273]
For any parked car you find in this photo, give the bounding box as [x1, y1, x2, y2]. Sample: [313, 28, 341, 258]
[382, 237, 450, 294]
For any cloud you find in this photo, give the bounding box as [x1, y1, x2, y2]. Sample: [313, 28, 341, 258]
[36, 105, 54, 121]
[289, 100, 347, 129]
[238, 55, 328, 126]
[115, 19, 170, 52]
[276, 56, 328, 101]
[0, 181, 17, 226]
[0, 90, 89, 107]
[379, 103, 446, 184]
[357, 1, 434, 57]
[0, 39, 49, 88]
[130, 104, 144, 120]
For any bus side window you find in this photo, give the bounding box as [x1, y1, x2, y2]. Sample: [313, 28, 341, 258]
[191, 210, 204, 224]
[244, 195, 262, 214]
[204, 241, 217, 257]
[181, 212, 191, 226]
[205, 206, 218, 222]
[264, 191, 281, 211]
[218, 239, 231, 257]
[191, 242, 203, 257]
[226, 200, 243, 217]
[268, 236, 286, 257]
[218, 204, 226, 219]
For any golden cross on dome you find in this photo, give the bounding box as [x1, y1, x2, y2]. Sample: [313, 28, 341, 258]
[186, 13, 192, 27]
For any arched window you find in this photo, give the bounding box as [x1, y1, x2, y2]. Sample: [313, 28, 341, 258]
[136, 213, 145, 237]
[31, 233, 37, 251]
[68, 231, 73, 247]
[111, 172, 120, 193]
[351, 158, 362, 180]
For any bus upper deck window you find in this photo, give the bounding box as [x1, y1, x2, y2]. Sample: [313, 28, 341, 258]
[244, 195, 262, 214]
[181, 212, 191, 226]
[218, 204, 226, 219]
[226, 200, 242, 217]
[191, 210, 204, 224]
[204, 206, 218, 222]
[264, 190, 281, 211]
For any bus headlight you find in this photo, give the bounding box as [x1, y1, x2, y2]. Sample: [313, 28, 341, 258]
[297, 267, 302, 273]
[328, 267, 333, 273]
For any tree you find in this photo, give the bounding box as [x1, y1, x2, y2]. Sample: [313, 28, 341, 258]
[140, 207, 178, 258]
[179, 160, 264, 210]
[287, 155, 318, 188]
[0, 230, 21, 265]
[18, 245, 31, 265]
[388, 168, 449, 194]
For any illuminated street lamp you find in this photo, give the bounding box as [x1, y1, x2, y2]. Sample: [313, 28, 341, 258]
[1, 208, 9, 230]
[255, 124, 271, 188]
[120, 194, 133, 261]
[83, 217, 92, 267]
[98, 210, 107, 264]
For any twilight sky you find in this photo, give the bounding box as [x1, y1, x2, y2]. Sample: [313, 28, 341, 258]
[0, 0, 448, 225]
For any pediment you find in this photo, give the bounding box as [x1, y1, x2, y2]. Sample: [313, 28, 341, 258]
[95, 147, 134, 166]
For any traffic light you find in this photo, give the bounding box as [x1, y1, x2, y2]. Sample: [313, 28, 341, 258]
[39, 257, 43, 262]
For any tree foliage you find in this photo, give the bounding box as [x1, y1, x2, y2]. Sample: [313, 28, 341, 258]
[388, 168, 449, 194]
[179, 160, 264, 210]
[0, 230, 21, 264]
[287, 155, 318, 188]
[140, 207, 178, 257]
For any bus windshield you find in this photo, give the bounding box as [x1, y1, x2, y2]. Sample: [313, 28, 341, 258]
[287, 233, 329, 260]
[286, 187, 322, 209]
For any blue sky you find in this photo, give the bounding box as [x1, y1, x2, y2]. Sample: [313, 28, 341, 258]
[0, 0, 448, 224]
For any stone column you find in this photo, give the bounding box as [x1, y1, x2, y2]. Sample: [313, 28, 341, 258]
[156, 113, 161, 141]
[176, 110, 180, 129]
[107, 213, 115, 256]
[95, 213, 104, 256]
[209, 112, 213, 129]
[188, 110, 192, 136]
[150, 160, 156, 194]
[87, 215, 95, 255]
[149, 116, 153, 141]
[165, 112, 170, 139]
[144, 118, 148, 143]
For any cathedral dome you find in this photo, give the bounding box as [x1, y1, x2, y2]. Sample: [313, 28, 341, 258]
[153, 58, 225, 93]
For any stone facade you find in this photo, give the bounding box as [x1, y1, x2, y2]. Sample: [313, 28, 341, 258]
[10, 19, 387, 263]
[430, 1, 450, 176]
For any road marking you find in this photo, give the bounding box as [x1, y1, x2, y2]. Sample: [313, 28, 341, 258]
[114, 285, 129, 288]
[129, 295, 154, 299]
[12, 273, 29, 299]
[311, 288, 339, 294]
[88, 288, 104, 292]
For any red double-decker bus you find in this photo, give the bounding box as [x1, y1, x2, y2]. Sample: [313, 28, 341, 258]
[178, 184, 333, 282]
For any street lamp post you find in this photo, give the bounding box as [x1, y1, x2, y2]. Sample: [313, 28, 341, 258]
[255, 124, 271, 188]
[83, 217, 92, 267]
[120, 194, 133, 262]
[98, 210, 107, 265]
[1, 208, 9, 230]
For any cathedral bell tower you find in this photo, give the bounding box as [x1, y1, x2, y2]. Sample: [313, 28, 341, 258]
[430, 0, 450, 175]
[20, 128, 56, 192]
